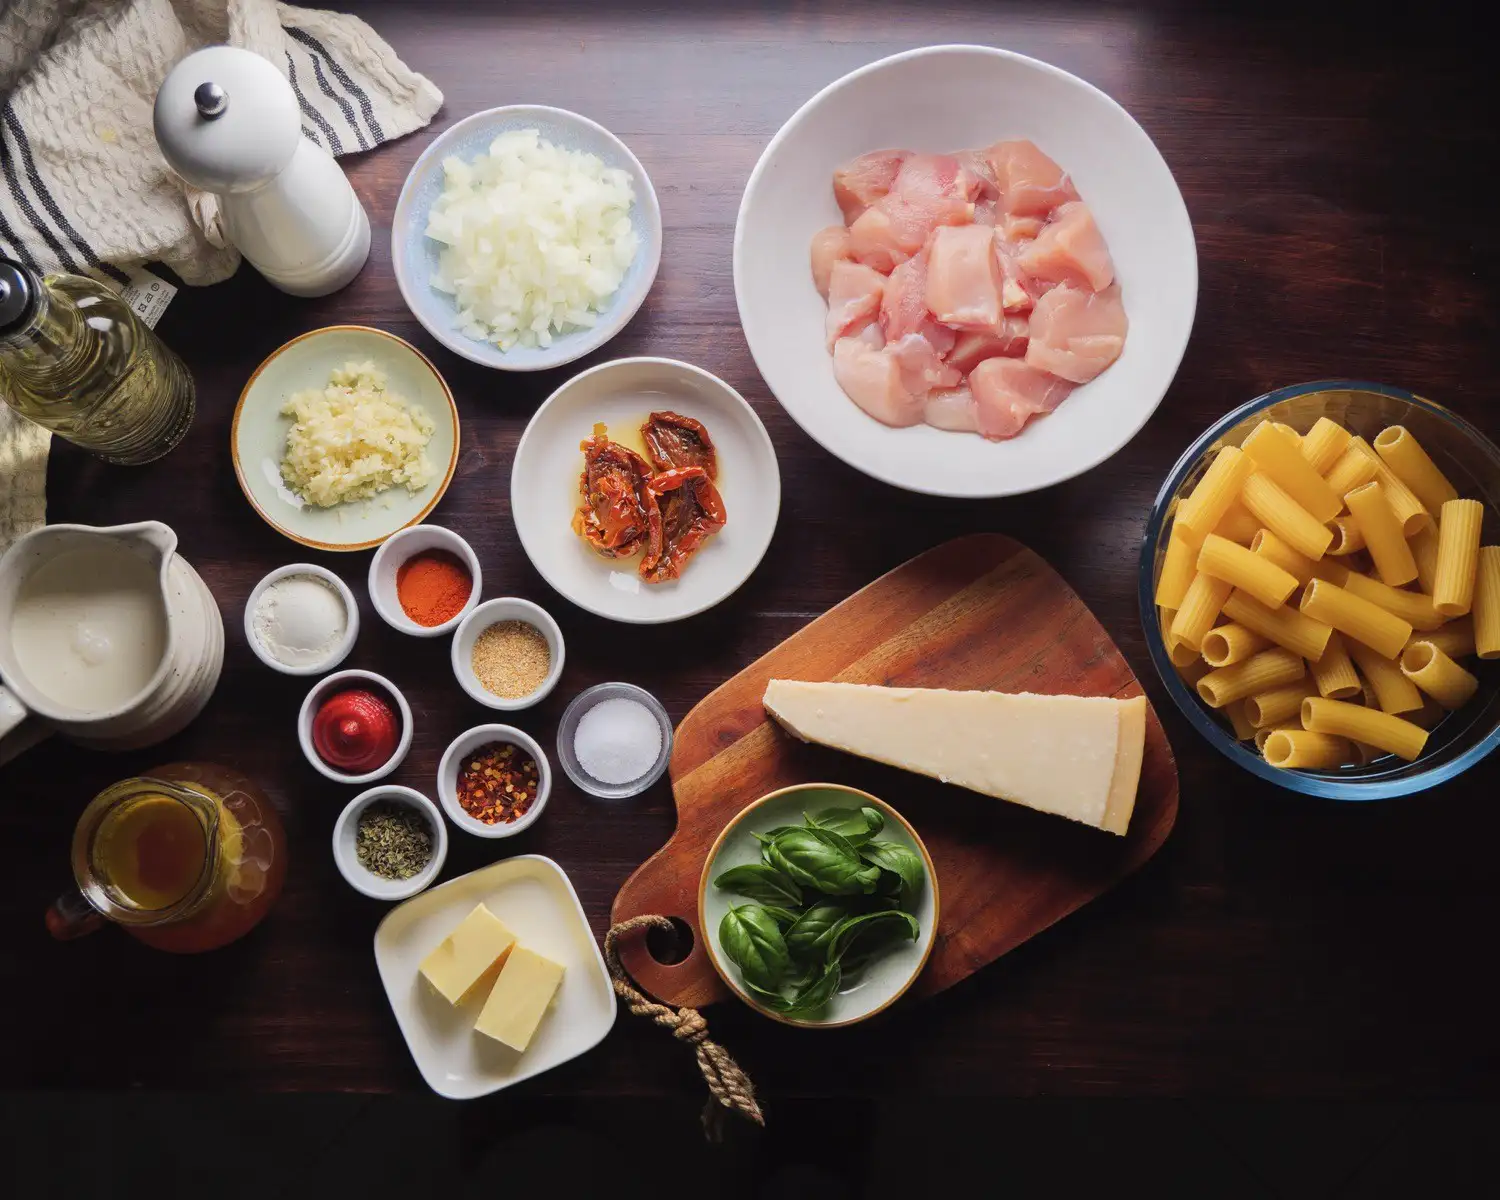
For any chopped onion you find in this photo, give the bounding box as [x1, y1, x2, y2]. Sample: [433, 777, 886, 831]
[425, 129, 640, 351]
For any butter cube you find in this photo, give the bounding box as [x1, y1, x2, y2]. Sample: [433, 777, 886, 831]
[419, 904, 517, 1006]
[475, 946, 565, 1051]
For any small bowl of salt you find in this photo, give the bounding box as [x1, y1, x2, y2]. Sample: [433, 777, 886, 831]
[556, 682, 673, 799]
[245, 563, 358, 676]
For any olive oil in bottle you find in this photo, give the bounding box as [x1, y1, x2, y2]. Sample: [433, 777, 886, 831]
[0, 258, 195, 464]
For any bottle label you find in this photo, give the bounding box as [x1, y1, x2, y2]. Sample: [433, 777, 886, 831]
[116, 266, 177, 329]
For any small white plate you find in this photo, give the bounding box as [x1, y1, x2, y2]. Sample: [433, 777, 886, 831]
[232, 326, 460, 551]
[373, 854, 617, 1100]
[734, 44, 1198, 498]
[511, 358, 780, 624]
[392, 105, 663, 372]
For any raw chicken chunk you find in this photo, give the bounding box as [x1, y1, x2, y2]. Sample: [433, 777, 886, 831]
[947, 318, 1029, 373]
[924, 387, 979, 433]
[879, 154, 975, 255]
[968, 357, 1075, 440]
[984, 140, 1080, 217]
[888, 333, 961, 395]
[1025, 283, 1128, 383]
[833, 150, 910, 224]
[832, 336, 926, 428]
[991, 238, 1037, 313]
[1017, 201, 1115, 292]
[1001, 214, 1045, 242]
[925, 225, 1003, 328]
[811, 225, 853, 298]
[824, 260, 886, 351]
[846, 206, 907, 273]
[879, 250, 957, 355]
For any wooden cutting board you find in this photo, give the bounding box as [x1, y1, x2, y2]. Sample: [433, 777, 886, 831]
[610, 534, 1179, 1008]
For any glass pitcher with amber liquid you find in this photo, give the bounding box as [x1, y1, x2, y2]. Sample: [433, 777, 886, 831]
[48, 763, 287, 953]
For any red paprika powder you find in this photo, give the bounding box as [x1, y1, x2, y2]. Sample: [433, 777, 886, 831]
[395, 549, 472, 626]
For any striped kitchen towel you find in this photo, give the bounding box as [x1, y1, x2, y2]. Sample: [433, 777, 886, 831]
[0, 0, 441, 550]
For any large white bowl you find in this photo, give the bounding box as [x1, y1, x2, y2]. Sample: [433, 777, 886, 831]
[392, 105, 663, 372]
[734, 44, 1198, 499]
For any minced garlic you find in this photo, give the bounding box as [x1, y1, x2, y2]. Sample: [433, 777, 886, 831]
[279, 361, 435, 508]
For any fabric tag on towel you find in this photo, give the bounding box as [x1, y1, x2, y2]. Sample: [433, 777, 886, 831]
[116, 266, 176, 328]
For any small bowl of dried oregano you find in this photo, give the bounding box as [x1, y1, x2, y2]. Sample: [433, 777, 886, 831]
[333, 785, 448, 901]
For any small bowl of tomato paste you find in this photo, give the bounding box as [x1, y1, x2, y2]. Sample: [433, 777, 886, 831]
[298, 669, 414, 785]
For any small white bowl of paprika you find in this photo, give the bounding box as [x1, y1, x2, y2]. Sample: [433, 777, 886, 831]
[437, 724, 552, 838]
[298, 669, 414, 785]
[368, 524, 481, 637]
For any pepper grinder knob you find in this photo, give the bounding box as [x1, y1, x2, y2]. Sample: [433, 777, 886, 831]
[194, 81, 228, 120]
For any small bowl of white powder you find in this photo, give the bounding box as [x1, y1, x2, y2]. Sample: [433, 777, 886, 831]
[556, 682, 673, 799]
[244, 564, 358, 675]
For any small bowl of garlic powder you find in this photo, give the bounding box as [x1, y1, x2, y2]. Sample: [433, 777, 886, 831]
[451, 598, 566, 711]
[245, 563, 359, 676]
[392, 105, 663, 372]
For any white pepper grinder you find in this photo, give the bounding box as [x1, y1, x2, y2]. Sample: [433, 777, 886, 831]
[153, 46, 370, 297]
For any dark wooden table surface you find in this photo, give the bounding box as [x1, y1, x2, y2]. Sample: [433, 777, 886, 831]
[4, 1, 1497, 1098]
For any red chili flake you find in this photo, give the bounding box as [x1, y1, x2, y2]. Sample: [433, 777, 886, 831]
[457, 742, 539, 824]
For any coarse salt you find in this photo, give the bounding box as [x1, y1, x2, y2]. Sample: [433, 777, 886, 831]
[573, 697, 662, 786]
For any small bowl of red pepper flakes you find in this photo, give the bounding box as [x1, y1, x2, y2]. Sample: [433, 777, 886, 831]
[437, 724, 552, 838]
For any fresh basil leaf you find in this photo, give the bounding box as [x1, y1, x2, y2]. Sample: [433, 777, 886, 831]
[767, 827, 881, 896]
[741, 978, 790, 1012]
[752, 826, 799, 847]
[859, 839, 925, 911]
[712, 862, 803, 907]
[781, 961, 842, 1017]
[804, 806, 883, 846]
[826, 909, 920, 967]
[719, 904, 790, 991]
[784, 900, 850, 965]
[758, 905, 803, 928]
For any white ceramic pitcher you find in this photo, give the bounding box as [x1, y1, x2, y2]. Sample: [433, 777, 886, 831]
[0, 522, 223, 763]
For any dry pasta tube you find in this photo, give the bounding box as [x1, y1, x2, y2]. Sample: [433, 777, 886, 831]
[1254, 724, 1297, 754]
[1326, 516, 1365, 556]
[1300, 578, 1412, 659]
[1223, 590, 1333, 662]
[1263, 729, 1353, 770]
[1176, 446, 1255, 545]
[1300, 417, 1352, 474]
[1301, 697, 1428, 762]
[1250, 527, 1317, 584]
[1226, 701, 1257, 741]
[1350, 437, 1431, 536]
[1399, 641, 1479, 709]
[1409, 616, 1475, 661]
[1241, 472, 1334, 559]
[1244, 680, 1316, 728]
[1170, 572, 1233, 651]
[1347, 639, 1423, 715]
[1243, 422, 1342, 522]
[1196, 647, 1305, 708]
[1339, 571, 1443, 631]
[1197, 533, 1298, 607]
[1271, 422, 1302, 444]
[1309, 632, 1361, 700]
[1372, 426, 1458, 514]
[1476, 546, 1500, 660]
[1159, 606, 1201, 668]
[1155, 526, 1197, 610]
[1212, 502, 1263, 545]
[1177, 655, 1213, 688]
[1408, 525, 1440, 595]
[1343, 481, 1418, 587]
[1432, 499, 1483, 617]
[1324, 444, 1380, 499]
[1201, 622, 1271, 668]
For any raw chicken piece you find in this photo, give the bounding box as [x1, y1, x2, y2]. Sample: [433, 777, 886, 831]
[846, 206, 907, 273]
[985, 140, 1080, 217]
[924, 387, 979, 433]
[968, 357, 1075, 440]
[991, 238, 1037, 313]
[825, 260, 886, 350]
[953, 151, 999, 199]
[1017, 201, 1115, 292]
[926, 225, 1003, 328]
[878, 250, 957, 356]
[973, 199, 999, 226]
[1001, 214, 1045, 242]
[947, 318, 1029, 373]
[833, 150, 910, 224]
[811, 225, 853, 298]
[879, 154, 975, 255]
[832, 336, 926, 428]
[888, 333, 962, 395]
[1025, 283, 1128, 383]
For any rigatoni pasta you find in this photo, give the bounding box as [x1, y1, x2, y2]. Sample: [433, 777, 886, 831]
[1300, 697, 1429, 762]
[1338, 571, 1443, 631]
[1241, 472, 1335, 559]
[1201, 623, 1271, 668]
[1410, 616, 1474, 661]
[1476, 546, 1500, 659]
[1408, 525, 1440, 594]
[1343, 481, 1418, 586]
[1222, 590, 1333, 662]
[1372, 426, 1458, 514]
[1323, 444, 1379, 498]
[1346, 639, 1422, 715]
[1212, 502, 1263, 545]
[1170, 573, 1234, 650]
[1300, 417, 1352, 474]
[1226, 701, 1257, 741]
[1326, 516, 1365, 556]
[1196, 647, 1305, 708]
[1432, 498, 1483, 617]
[1154, 526, 1196, 610]
[1308, 633, 1361, 700]
[1176, 446, 1255, 544]
[1242, 422, 1342, 522]
[1350, 436, 1431, 535]
[1262, 730, 1353, 770]
[1300, 578, 1412, 659]
[1197, 534, 1298, 607]
[1243, 679, 1314, 728]
[1399, 641, 1479, 709]
[1250, 528, 1318, 584]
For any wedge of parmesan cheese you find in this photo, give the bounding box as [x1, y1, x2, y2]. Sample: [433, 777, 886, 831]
[761, 681, 1145, 835]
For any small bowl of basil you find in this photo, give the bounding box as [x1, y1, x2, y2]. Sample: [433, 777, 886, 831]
[697, 783, 939, 1028]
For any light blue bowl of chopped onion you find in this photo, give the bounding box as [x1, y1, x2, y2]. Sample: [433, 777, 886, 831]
[392, 105, 663, 372]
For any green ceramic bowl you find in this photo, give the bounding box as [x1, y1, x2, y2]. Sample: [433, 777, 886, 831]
[698, 783, 939, 1028]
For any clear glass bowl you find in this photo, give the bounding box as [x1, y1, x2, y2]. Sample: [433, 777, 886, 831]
[555, 682, 673, 799]
[1139, 381, 1500, 799]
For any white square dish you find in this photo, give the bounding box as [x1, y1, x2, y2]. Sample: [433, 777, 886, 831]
[373, 854, 616, 1099]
